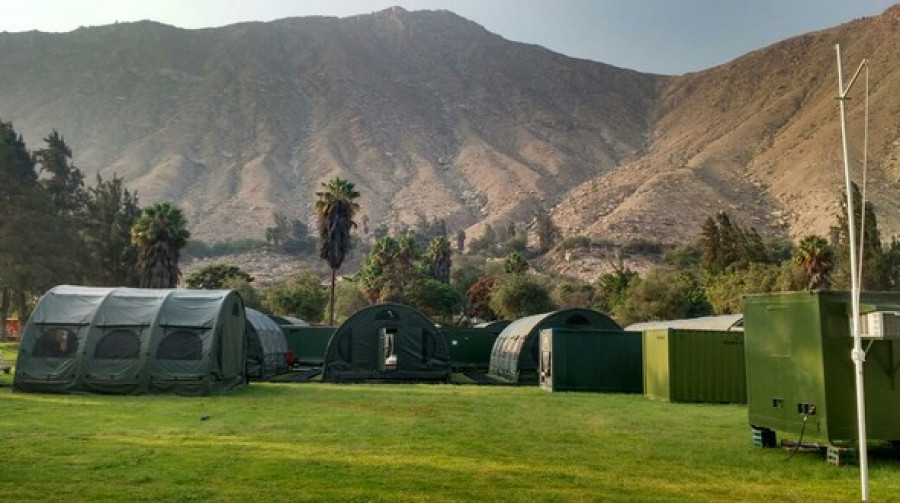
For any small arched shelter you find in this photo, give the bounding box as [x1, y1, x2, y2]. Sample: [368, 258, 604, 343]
[245, 308, 290, 379]
[322, 303, 450, 382]
[489, 308, 620, 384]
[14, 285, 246, 395]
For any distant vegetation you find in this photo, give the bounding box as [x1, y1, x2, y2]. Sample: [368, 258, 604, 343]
[183, 238, 269, 259]
[5, 116, 900, 333]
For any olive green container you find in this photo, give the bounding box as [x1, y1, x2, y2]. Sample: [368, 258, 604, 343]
[643, 328, 746, 403]
[744, 291, 900, 444]
[538, 328, 643, 393]
[441, 328, 502, 370]
[280, 326, 335, 366]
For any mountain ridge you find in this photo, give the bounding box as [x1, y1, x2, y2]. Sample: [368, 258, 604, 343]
[2, 6, 900, 253]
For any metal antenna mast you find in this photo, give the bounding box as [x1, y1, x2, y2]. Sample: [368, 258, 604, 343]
[835, 43, 870, 502]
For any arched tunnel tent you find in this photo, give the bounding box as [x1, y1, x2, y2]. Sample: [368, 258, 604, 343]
[245, 308, 290, 379]
[14, 285, 246, 395]
[322, 303, 450, 381]
[488, 308, 620, 384]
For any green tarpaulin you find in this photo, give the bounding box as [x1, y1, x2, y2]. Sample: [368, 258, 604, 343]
[14, 285, 246, 395]
[245, 308, 289, 379]
[322, 303, 449, 382]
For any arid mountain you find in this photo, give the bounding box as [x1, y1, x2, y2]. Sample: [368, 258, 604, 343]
[2, 5, 900, 251]
[0, 7, 655, 241]
[554, 5, 900, 244]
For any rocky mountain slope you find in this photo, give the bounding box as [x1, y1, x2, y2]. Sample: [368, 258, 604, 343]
[554, 5, 900, 244]
[2, 5, 900, 251]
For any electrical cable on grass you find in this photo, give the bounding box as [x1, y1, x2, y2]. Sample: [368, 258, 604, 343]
[784, 413, 810, 461]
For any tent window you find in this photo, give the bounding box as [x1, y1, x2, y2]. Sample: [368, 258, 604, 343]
[34, 327, 80, 358]
[95, 329, 141, 359]
[157, 329, 203, 360]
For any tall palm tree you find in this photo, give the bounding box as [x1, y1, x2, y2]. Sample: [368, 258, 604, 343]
[315, 177, 360, 325]
[426, 235, 452, 283]
[131, 201, 191, 288]
[794, 235, 834, 291]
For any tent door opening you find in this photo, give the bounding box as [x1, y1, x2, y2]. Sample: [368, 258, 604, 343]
[380, 327, 398, 372]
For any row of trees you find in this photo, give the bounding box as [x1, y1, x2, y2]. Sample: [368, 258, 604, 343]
[0, 119, 193, 338]
[8, 116, 900, 331]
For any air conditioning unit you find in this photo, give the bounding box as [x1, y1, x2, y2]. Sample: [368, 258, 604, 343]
[859, 312, 900, 338]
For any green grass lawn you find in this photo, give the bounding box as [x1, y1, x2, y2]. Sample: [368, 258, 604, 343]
[2, 374, 900, 501]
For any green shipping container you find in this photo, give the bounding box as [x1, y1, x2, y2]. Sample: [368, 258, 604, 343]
[744, 291, 900, 444]
[643, 328, 746, 403]
[281, 326, 335, 366]
[539, 328, 643, 393]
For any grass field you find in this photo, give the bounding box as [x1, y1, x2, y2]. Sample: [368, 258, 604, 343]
[1, 343, 900, 501]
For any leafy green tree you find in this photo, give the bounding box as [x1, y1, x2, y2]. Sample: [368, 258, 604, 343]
[450, 254, 486, 301]
[830, 183, 888, 290]
[0, 119, 44, 336]
[223, 276, 262, 310]
[664, 240, 703, 269]
[615, 269, 710, 326]
[265, 212, 289, 247]
[533, 210, 559, 253]
[701, 211, 769, 274]
[504, 252, 529, 274]
[33, 131, 90, 285]
[426, 235, 453, 283]
[266, 212, 314, 254]
[555, 279, 595, 309]
[334, 280, 369, 322]
[468, 224, 498, 256]
[793, 235, 834, 290]
[593, 266, 639, 314]
[83, 174, 141, 286]
[358, 235, 401, 303]
[184, 264, 253, 289]
[489, 274, 555, 320]
[703, 263, 785, 315]
[262, 270, 327, 322]
[315, 177, 360, 325]
[409, 278, 461, 323]
[131, 201, 191, 288]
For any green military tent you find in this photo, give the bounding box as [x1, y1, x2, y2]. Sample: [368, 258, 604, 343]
[245, 308, 290, 379]
[489, 308, 621, 384]
[14, 285, 246, 395]
[322, 303, 450, 382]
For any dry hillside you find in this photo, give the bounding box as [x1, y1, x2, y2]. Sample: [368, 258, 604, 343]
[554, 5, 900, 245]
[2, 5, 900, 264]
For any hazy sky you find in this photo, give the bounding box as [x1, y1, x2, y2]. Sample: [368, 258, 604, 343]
[1, 0, 896, 74]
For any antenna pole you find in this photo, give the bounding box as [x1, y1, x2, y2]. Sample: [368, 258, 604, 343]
[836, 43, 869, 502]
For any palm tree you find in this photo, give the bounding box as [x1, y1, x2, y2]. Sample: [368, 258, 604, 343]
[794, 235, 834, 290]
[315, 177, 360, 325]
[131, 201, 191, 288]
[426, 235, 452, 283]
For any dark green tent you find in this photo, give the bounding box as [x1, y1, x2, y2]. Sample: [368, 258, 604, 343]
[322, 303, 450, 382]
[14, 285, 246, 395]
[245, 308, 289, 379]
[488, 308, 620, 384]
